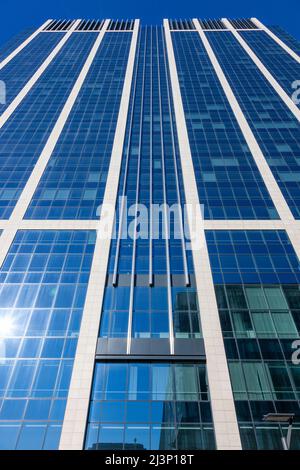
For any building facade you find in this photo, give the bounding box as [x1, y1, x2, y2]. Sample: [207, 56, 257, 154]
[0, 17, 299, 450]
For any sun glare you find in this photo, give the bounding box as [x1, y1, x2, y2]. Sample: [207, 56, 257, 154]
[0, 316, 14, 336]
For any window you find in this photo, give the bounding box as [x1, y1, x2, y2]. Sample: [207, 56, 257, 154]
[100, 311, 128, 338]
[152, 364, 173, 400]
[267, 364, 294, 400]
[283, 287, 300, 309]
[85, 362, 215, 450]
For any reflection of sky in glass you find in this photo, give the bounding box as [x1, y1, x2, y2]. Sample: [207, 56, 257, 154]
[0, 230, 96, 449]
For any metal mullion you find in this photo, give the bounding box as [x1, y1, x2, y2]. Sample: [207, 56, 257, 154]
[161, 27, 190, 287]
[112, 30, 142, 286]
[156, 27, 175, 354]
[127, 29, 147, 354]
[149, 27, 154, 286]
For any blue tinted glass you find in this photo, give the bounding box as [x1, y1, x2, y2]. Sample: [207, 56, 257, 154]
[207, 31, 300, 218]
[171, 31, 278, 220]
[0, 33, 97, 219]
[85, 361, 215, 450]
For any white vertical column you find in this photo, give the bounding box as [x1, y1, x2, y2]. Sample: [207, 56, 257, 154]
[221, 18, 300, 123]
[0, 19, 81, 129]
[0, 19, 53, 70]
[0, 19, 110, 271]
[251, 18, 300, 63]
[59, 19, 140, 450]
[193, 19, 300, 262]
[163, 19, 242, 450]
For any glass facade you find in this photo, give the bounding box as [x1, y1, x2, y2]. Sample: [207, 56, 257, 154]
[0, 18, 299, 451]
[206, 230, 300, 449]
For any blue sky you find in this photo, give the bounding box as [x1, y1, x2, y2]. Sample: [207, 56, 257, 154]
[1, 0, 299, 46]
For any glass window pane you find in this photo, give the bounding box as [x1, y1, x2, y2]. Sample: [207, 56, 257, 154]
[7, 360, 36, 397]
[283, 287, 300, 309]
[151, 402, 174, 425]
[124, 425, 150, 450]
[92, 363, 106, 400]
[268, 365, 294, 400]
[256, 426, 282, 450]
[240, 426, 257, 450]
[177, 425, 203, 449]
[264, 287, 288, 309]
[243, 362, 273, 400]
[32, 361, 59, 397]
[272, 312, 298, 337]
[101, 401, 125, 422]
[252, 312, 275, 337]
[226, 286, 247, 309]
[132, 312, 150, 338]
[0, 423, 21, 450]
[109, 311, 128, 338]
[85, 424, 99, 450]
[151, 312, 169, 338]
[16, 424, 47, 450]
[126, 402, 150, 423]
[214, 286, 228, 309]
[228, 362, 247, 400]
[151, 426, 176, 450]
[245, 287, 268, 309]
[43, 425, 61, 450]
[152, 364, 173, 400]
[105, 364, 127, 400]
[174, 365, 198, 401]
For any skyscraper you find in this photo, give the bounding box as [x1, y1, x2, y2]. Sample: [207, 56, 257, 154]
[0, 17, 299, 450]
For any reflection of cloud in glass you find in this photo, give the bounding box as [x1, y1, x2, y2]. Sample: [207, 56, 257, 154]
[0, 315, 14, 336]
